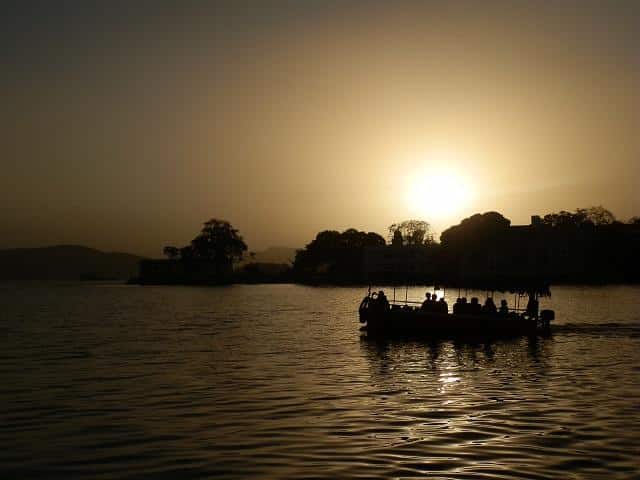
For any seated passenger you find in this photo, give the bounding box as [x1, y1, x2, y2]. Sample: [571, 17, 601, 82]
[483, 297, 497, 315]
[470, 297, 482, 315]
[438, 297, 448, 314]
[453, 297, 462, 314]
[460, 297, 469, 314]
[377, 290, 390, 311]
[421, 292, 432, 311]
[499, 299, 509, 315]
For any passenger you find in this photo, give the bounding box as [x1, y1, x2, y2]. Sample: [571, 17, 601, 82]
[421, 292, 432, 311]
[429, 293, 438, 311]
[526, 295, 539, 318]
[483, 297, 497, 315]
[460, 297, 469, 314]
[438, 297, 448, 314]
[470, 297, 482, 315]
[453, 297, 462, 314]
[499, 299, 509, 315]
[377, 290, 390, 311]
[430, 293, 438, 311]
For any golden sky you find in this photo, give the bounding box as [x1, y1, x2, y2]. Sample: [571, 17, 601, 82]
[1, 1, 639, 256]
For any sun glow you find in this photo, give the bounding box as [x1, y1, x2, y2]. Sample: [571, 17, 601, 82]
[405, 168, 473, 221]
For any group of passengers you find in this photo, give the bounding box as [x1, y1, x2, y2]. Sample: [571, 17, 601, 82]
[421, 293, 448, 314]
[369, 290, 523, 318]
[452, 296, 510, 316]
[371, 290, 390, 311]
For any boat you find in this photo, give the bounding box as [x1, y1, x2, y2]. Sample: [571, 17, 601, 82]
[359, 285, 555, 337]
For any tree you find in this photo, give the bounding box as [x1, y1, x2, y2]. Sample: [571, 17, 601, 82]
[180, 245, 195, 260]
[577, 206, 616, 225]
[190, 219, 248, 268]
[365, 231, 387, 247]
[541, 210, 584, 228]
[440, 212, 511, 247]
[163, 246, 180, 259]
[292, 228, 385, 281]
[540, 206, 616, 228]
[340, 228, 386, 249]
[388, 220, 433, 246]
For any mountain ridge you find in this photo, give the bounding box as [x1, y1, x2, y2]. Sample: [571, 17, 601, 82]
[0, 245, 145, 280]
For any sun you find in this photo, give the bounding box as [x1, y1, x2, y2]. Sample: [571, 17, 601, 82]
[404, 169, 473, 221]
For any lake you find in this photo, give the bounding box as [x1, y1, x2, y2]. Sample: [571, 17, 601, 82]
[1, 283, 639, 479]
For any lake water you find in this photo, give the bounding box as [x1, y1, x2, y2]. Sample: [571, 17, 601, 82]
[1, 283, 639, 479]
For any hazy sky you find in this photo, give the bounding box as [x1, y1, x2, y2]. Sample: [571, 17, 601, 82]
[2, 1, 639, 256]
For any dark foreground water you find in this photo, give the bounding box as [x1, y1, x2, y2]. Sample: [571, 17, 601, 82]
[1, 283, 639, 479]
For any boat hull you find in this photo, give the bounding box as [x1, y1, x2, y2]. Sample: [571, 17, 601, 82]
[361, 308, 542, 337]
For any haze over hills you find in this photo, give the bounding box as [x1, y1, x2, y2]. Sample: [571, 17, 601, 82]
[0, 245, 298, 281]
[0, 245, 144, 281]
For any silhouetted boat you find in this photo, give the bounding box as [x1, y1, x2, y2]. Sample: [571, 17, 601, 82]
[359, 286, 555, 337]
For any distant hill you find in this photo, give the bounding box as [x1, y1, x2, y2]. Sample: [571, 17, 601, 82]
[246, 246, 298, 265]
[0, 245, 144, 281]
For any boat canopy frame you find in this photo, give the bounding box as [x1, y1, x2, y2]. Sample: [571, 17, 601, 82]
[367, 281, 551, 315]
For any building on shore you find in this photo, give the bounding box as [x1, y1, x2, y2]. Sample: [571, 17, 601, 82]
[363, 245, 438, 283]
[364, 217, 640, 285]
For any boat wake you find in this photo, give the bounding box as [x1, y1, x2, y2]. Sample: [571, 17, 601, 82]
[552, 322, 640, 337]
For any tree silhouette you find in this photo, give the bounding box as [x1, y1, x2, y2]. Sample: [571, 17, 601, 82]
[191, 219, 248, 268]
[540, 206, 616, 228]
[440, 212, 510, 247]
[577, 206, 616, 225]
[541, 210, 584, 228]
[163, 246, 180, 259]
[180, 245, 194, 260]
[388, 220, 433, 246]
[293, 228, 385, 281]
